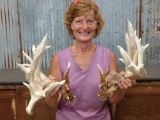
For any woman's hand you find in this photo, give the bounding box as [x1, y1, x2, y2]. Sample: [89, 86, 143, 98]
[44, 75, 60, 96]
[117, 71, 136, 92]
[108, 71, 136, 104]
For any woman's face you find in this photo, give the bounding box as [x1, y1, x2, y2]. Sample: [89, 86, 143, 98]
[71, 12, 97, 42]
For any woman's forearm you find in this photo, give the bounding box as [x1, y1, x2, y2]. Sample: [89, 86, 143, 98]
[45, 94, 59, 109]
[108, 88, 124, 104]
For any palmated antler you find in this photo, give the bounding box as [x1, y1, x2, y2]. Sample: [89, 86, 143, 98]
[58, 63, 76, 103]
[98, 20, 149, 100]
[117, 20, 149, 79]
[17, 34, 65, 115]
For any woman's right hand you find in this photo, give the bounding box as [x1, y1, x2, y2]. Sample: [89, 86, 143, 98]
[45, 75, 61, 96]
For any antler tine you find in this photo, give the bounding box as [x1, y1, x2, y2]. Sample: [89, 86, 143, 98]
[18, 33, 65, 115]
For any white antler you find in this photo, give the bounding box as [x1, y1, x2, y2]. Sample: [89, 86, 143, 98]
[117, 20, 149, 79]
[98, 21, 149, 100]
[17, 33, 65, 115]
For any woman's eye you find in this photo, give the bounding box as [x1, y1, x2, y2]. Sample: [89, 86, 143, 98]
[89, 20, 93, 22]
[87, 20, 94, 24]
[76, 20, 82, 23]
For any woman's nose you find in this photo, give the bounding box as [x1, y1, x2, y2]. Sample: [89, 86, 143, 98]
[82, 21, 88, 30]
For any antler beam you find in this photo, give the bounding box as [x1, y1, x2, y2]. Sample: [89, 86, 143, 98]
[17, 34, 65, 115]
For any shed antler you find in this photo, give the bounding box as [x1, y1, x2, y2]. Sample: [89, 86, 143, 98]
[17, 34, 65, 115]
[58, 63, 76, 103]
[117, 20, 149, 79]
[98, 20, 149, 100]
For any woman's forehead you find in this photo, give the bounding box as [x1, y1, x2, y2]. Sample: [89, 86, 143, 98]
[76, 11, 95, 19]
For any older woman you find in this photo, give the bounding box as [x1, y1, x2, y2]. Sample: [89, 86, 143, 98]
[45, 0, 133, 119]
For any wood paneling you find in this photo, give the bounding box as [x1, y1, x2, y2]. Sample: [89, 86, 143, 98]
[0, 86, 56, 120]
[113, 82, 160, 120]
[1, 82, 160, 120]
[0, 89, 16, 120]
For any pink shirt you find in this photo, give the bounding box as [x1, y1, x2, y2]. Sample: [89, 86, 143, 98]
[56, 45, 111, 120]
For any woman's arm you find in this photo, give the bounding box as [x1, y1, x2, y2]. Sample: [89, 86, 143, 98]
[45, 54, 62, 109]
[108, 50, 134, 104]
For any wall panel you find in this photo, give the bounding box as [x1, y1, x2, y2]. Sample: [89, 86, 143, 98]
[0, 0, 160, 69]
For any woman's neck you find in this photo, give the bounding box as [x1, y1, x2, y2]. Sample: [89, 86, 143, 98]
[71, 41, 96, 70]
[75, 41, 95, 53]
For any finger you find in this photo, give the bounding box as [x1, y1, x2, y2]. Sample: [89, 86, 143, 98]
[122, 79, 132, 87]
[119, 71, 125, 76]
[117, 82, 127, 92]
[120, 81, 129, 89]
[119, 79, 132, 90]
[48, 75, 55, 81]
[132, 80, 137, 85]
[117, 82, 123, 89]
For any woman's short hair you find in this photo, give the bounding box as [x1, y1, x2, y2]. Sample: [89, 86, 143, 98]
[64, 0, 104, 38]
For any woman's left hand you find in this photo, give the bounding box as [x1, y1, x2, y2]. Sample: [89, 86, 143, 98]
[117, 71, 136, 92]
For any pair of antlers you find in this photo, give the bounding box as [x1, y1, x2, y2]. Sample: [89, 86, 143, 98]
[18, 20, 149, 115]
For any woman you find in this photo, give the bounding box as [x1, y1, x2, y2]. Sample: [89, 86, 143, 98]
[45, 0, 134, 119]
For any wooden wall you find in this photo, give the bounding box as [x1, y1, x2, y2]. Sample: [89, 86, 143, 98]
[113, 81, 160, 120]
[0, 85, 56, 120]
[1, 81, 160, 120]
